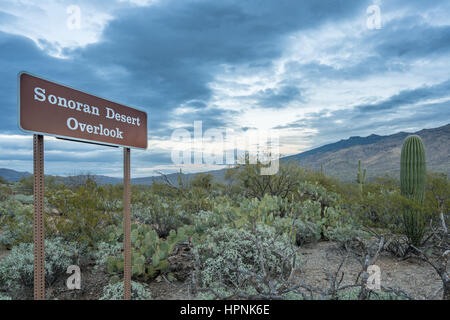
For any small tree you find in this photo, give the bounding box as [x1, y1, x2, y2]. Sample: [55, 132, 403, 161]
[225, 157, 304, 200]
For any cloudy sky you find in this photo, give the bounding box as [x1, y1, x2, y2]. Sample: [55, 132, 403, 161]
[1, 0, 449, 177]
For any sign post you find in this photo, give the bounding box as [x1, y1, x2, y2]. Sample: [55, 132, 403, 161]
[33, 134, 45, 300]
[123, 147, 131, 300]
[19, 72, 148, 300]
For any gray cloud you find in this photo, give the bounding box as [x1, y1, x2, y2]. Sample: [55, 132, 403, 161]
[256, 85, 304, 109]
[275, 81, 450, 148]
[1, 0, 449, 175]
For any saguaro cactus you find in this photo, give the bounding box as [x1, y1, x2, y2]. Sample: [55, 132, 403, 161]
[356, 160, 366, 196]
[400, 135, 427, 246]
[400, 135, 427, 204]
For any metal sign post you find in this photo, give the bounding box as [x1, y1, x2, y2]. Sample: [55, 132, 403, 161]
[19, 72, 147, 300]
[123, 147, 131, 300]
[33, 134, 45, 300]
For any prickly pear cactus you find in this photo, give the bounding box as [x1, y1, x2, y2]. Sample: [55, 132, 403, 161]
[107, 224, 188, 280]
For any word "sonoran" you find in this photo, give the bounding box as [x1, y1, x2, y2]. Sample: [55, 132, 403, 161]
[33, 87, 142, 126]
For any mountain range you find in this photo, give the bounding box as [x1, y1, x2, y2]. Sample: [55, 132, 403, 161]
[283, 123, 450, 181]
[0, 123, 448, 184]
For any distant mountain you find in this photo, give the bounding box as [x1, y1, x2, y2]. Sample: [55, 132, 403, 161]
[0, 168, 226, 186]
[1, 124, 448, 185]
[0, 168, 31, 182]
[283, 123, 450, 181]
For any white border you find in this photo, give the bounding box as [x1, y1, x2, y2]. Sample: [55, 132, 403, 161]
[17, 71, 149, 150]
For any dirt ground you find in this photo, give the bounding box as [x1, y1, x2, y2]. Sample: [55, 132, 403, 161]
[0, 241, 446, 300]
[296, 241, 444, 300]
[149, 240, 445, 300]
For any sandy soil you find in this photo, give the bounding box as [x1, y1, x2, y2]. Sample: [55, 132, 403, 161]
[296, 241, 444, 300]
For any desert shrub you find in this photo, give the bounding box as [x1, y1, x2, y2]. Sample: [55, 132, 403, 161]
[293, 220, 321, 246]
[16, 175, 33, 195]
[424, 172, 449, 222]
[225, 159, 305, 199]
[375, 194, 426, 246]
[0, 184, 12, 201]
[272, 216, 320, 246]
[356, 189, 405, 231]
[193, 224, 300, 298]
[100, 281, 152, 300]
[0, 293, 11, 300]
[190, 173, 214, 190]
[11, 194, 34, 205]
[190, 210, 227, 235]
[46, 179, 120, 248]
[297, 182, 341, 206]
[179, 190, 214, 214]
[335, 288, 405, 300]
[91, 242, 123, 271]
[0, 238, 79, 296]
[132, 197, 190, 238]
[0, 200, 33, 247]
[402, 210, 426, 246]
[325, 225, 371, 248]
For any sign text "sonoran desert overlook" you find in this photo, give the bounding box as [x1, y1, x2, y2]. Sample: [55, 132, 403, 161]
[19, 72, 148, 149]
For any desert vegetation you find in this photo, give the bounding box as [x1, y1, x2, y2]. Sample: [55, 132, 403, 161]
[0, 136, 448, 300]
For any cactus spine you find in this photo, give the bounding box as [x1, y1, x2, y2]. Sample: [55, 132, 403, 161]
[400, 135, 427, 204]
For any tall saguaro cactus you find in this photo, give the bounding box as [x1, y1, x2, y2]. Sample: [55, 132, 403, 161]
[400, 135, 427, 204]
[356, 159, 366, 196]
[400, 135, 427, 246]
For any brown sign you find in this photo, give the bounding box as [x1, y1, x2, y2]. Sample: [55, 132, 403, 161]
[18, 72, 148, 149]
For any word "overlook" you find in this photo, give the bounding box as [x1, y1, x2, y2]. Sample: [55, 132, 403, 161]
[67, 117, 123, 139]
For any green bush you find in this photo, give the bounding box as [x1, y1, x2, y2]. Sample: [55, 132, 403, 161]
[100, 281, 152, 300]
[0, 184, 13, 201]
[293, 220, 321, 245]
[46, 179, 120, 248]
[0, 200, 33, 248]
[132, 196, 190, 238]
[355, 189, 404, 231]
[325, 225, 371, 248]
[0, 238, 79, 296]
